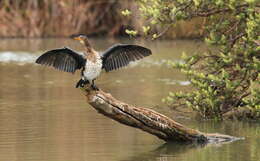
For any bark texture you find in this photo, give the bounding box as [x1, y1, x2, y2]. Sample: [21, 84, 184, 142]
[82, 87, 242, 144]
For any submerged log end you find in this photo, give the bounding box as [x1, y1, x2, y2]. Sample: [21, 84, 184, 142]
[81, 87, 242, 144]
[205, 133, 243, 144]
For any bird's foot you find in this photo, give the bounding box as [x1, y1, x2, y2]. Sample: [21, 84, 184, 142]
[91, 84, 99, 91]
[76, 79, 89, 88]
[75, 81, 81, 88]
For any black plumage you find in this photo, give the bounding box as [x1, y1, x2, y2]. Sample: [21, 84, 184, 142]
[101, 44, 152, 72]
[36, 48, 85, 73]
[36, 44, 151, 74]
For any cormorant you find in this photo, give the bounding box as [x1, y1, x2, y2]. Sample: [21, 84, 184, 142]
[35, 34, 152, 90]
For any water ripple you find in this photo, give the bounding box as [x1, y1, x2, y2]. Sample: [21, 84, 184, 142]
[0, 52, 37, 63]
[138, 58, 185, 67]
[157, 78, 190, 86]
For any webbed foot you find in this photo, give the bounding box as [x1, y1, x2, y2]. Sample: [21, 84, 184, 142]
[91, 84, 99, 91]
[76, 79, 89, 88]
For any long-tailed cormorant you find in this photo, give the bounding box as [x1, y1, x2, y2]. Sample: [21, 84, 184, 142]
[35, 34, 152, 90]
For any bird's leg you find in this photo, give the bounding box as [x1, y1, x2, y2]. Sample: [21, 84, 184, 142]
[76, 79, 82, 88]
[91, 79, 99, 91]
[76, 79, 89, 88]
[76, 68, 90, 88]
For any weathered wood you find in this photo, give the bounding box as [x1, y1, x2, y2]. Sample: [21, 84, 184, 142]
[82, 87, 242, 144]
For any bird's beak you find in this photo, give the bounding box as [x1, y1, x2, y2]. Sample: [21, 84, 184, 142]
[73, 37, 82, 41]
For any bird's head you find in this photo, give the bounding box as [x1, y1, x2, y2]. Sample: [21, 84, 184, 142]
[72, 34, 88, 45]
[71, 34, 92, 50]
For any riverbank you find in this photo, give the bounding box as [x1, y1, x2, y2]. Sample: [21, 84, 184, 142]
[0, 0, 204, 38]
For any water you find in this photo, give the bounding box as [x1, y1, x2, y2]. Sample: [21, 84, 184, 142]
[0, 38, 259, 161]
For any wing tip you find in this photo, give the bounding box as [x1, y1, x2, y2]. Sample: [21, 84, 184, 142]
[141, 46, 152, 54]
[35, 57, 41, 64]
[146, 48, 152, 56]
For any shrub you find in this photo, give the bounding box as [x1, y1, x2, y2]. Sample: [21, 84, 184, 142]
[126, 0, 260, 119]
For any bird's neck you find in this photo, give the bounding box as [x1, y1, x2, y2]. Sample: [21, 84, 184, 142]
[81, 38, 100, 62]
[81, 38, 93, 53]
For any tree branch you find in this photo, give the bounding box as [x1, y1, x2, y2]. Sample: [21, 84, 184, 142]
[81, 86, 242, 144]
[191, 4, 248, 17]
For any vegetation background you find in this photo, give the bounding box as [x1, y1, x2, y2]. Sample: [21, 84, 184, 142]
[0, 0, 204, 38]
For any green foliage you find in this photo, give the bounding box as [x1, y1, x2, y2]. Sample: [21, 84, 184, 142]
[132, 0, 260, 119]
[125, 29, 138, 36]
[121, 9, 132, 16]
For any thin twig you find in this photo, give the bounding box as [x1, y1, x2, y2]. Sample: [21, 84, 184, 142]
[155, 24, 172, 39]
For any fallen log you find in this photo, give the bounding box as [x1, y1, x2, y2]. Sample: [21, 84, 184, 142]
[82, 86, 242, 144]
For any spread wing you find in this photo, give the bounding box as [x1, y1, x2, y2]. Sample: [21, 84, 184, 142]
[101, 44, 152, 72]
[35, 47, 86, 73]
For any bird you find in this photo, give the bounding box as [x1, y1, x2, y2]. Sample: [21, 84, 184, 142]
[35, 34, 152, 90]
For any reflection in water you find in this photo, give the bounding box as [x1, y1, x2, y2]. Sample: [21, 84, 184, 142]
[0, 38, 259, 161]
[126, 143, 206, 161]
[126, 138, 258, 161]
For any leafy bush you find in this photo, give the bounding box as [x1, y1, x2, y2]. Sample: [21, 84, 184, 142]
[126, 0, 260, 119]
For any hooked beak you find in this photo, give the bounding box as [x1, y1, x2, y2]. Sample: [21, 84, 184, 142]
[73, 37, 82, 41]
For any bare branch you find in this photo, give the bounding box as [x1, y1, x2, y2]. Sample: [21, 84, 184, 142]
[81, 87, 242, 144]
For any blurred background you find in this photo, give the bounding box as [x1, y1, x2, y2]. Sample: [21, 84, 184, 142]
[0, 0, 204, 38]
[0, 1, 259, 161]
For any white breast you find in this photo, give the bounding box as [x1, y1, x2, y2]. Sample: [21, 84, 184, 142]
[83, 57, 102, 82]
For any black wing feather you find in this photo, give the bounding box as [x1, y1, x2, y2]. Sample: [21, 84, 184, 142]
[101, 44, 152, 72]
[35, 47, 86, 73]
